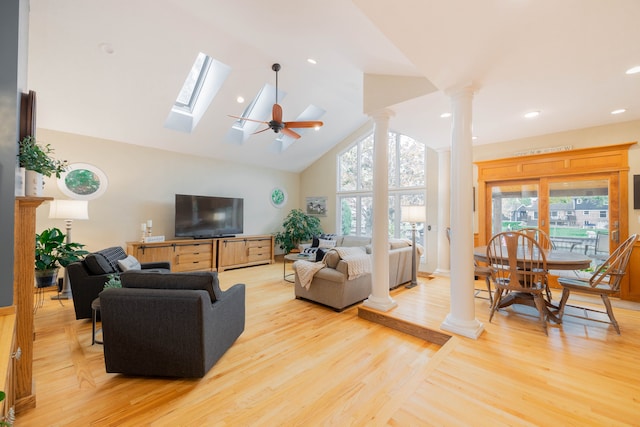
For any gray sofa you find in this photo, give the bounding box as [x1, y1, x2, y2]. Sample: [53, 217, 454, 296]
[100, 271, 245, 378]
[293, 236, 416, 311]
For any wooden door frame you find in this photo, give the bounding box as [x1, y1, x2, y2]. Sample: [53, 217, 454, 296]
[476, 143, 633, 245]
[475, 143, 634, 298]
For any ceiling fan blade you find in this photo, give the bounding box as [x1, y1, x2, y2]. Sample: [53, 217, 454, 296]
[252, 127, 272, 135]
[281, 127, 301, 139]
[228, 114, 269, 125]
[272, 104, 283, 123]
[284, 121, 324, 129]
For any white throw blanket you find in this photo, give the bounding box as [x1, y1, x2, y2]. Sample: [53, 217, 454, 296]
[294, 259, 326, 290]
[332, 246, 372, 280]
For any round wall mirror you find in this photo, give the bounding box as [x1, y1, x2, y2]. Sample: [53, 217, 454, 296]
[57, 162, 108, 200]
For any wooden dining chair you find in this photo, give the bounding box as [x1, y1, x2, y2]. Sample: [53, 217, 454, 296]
[446, 227, 492, 304]
[486, 231, 549, 335]
[519, 227, 554, 300]
[556, 233, 638, 334]
[519, 227, 555, 250]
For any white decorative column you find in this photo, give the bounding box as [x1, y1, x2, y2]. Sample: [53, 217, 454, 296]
[440, 86, 484, 339]
[434, 148, 451, 276]
[362, 109, 397, 312]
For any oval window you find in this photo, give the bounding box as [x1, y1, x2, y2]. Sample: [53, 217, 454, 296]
[58, 163, 108, 200]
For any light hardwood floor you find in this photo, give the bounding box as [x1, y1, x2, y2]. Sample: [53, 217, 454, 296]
[18, 262, 640, 426]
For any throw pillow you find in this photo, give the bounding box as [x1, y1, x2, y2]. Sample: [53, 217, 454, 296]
[319, 233, 337, 241]
[318, 238, 337, 249]
[117, 255, 142, 272]
[315, 248, 327, 262]
[311, 236, 320, 248]
[84, 253, 116, 275]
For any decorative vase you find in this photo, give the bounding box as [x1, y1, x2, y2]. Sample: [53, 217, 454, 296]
[25, 169, 44, 197]
[35, 268, 59, 289]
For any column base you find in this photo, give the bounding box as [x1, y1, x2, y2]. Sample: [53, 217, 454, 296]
[433, 268, 451, 276]
[440, 313, 484, 339]
[362, 295, 397, 312]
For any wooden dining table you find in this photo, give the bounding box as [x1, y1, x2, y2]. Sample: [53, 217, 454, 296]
[473, 246, 592, 271]
[473, 245, 592, 324]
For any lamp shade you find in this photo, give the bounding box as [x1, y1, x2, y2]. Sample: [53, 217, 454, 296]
[401, 205, 425, 224]
[49, 200, 89, 220]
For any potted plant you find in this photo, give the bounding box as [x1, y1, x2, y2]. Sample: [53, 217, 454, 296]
[274, 208, 323, 254]
[35, 227, 88, 288]
[18, 136, 68, 196]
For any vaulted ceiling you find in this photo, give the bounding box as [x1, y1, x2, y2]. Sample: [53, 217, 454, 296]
[27, 0, 640, 173]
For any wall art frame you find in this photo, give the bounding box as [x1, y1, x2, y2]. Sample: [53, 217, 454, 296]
[306, 196, 327, 216]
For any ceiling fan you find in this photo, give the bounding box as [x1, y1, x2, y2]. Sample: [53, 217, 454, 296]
[229, 63, 324, 140]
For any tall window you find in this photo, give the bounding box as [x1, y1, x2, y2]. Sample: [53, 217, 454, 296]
[337, 130, 426, 244]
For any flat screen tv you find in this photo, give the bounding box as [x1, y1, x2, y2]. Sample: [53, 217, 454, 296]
[175, 194, 244, 239]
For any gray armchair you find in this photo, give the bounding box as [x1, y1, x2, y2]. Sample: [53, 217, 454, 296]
[99, 271, 245, 378]
[67, 246, 170, 319]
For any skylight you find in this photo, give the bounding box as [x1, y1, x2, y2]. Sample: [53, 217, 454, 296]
[225, 84, 286, 144]
[164, 53, 231, 133]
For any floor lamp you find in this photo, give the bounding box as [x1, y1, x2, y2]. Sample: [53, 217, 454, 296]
[49, 199, 89, 300]
[401, 205, 425, 289]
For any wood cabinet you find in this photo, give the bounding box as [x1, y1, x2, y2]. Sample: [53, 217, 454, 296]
[173, 242, 215, 272]
[128, 235, 274, 273]
[623, 241, 640, 302]
[217, 235, 274, 272]
[127, 240, 217, 273]
[13, 196, 50, 413]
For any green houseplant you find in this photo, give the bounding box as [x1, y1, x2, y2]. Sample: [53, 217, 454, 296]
[35, 227, 88, 288]
[18, 136, 68, 197]
[18, 136, 68, 178]
[274, 208, 323, 254]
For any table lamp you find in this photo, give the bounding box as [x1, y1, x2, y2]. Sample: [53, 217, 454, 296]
[49, 199, 89, 299]
[401, 205, 425, 289]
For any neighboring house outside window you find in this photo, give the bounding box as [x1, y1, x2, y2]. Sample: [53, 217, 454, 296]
[337, 130, 426, 248]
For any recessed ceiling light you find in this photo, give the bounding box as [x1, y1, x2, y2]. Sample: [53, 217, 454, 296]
[307, 58, 317, 65]
[440, 112, 451, 118]
[472, 136, 478, 140]
[625, 66, 640, 75]
[236, 96, 245, 103]
[611, 108, 626, 115]
[524, 111, 540, 119]
[98, 42, 114, 55]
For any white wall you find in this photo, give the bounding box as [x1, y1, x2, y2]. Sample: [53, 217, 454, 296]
[34, 128, 300, 253]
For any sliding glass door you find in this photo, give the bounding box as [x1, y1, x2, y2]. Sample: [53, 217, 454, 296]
[487, 181, 539, 236]
[486, 174, 619, 266]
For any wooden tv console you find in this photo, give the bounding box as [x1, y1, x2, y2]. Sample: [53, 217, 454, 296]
[127, 234, 274, 273]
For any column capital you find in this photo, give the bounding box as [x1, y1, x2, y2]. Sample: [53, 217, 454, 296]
[368, 108, 395, 122]
[445, 82, 478, 99]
